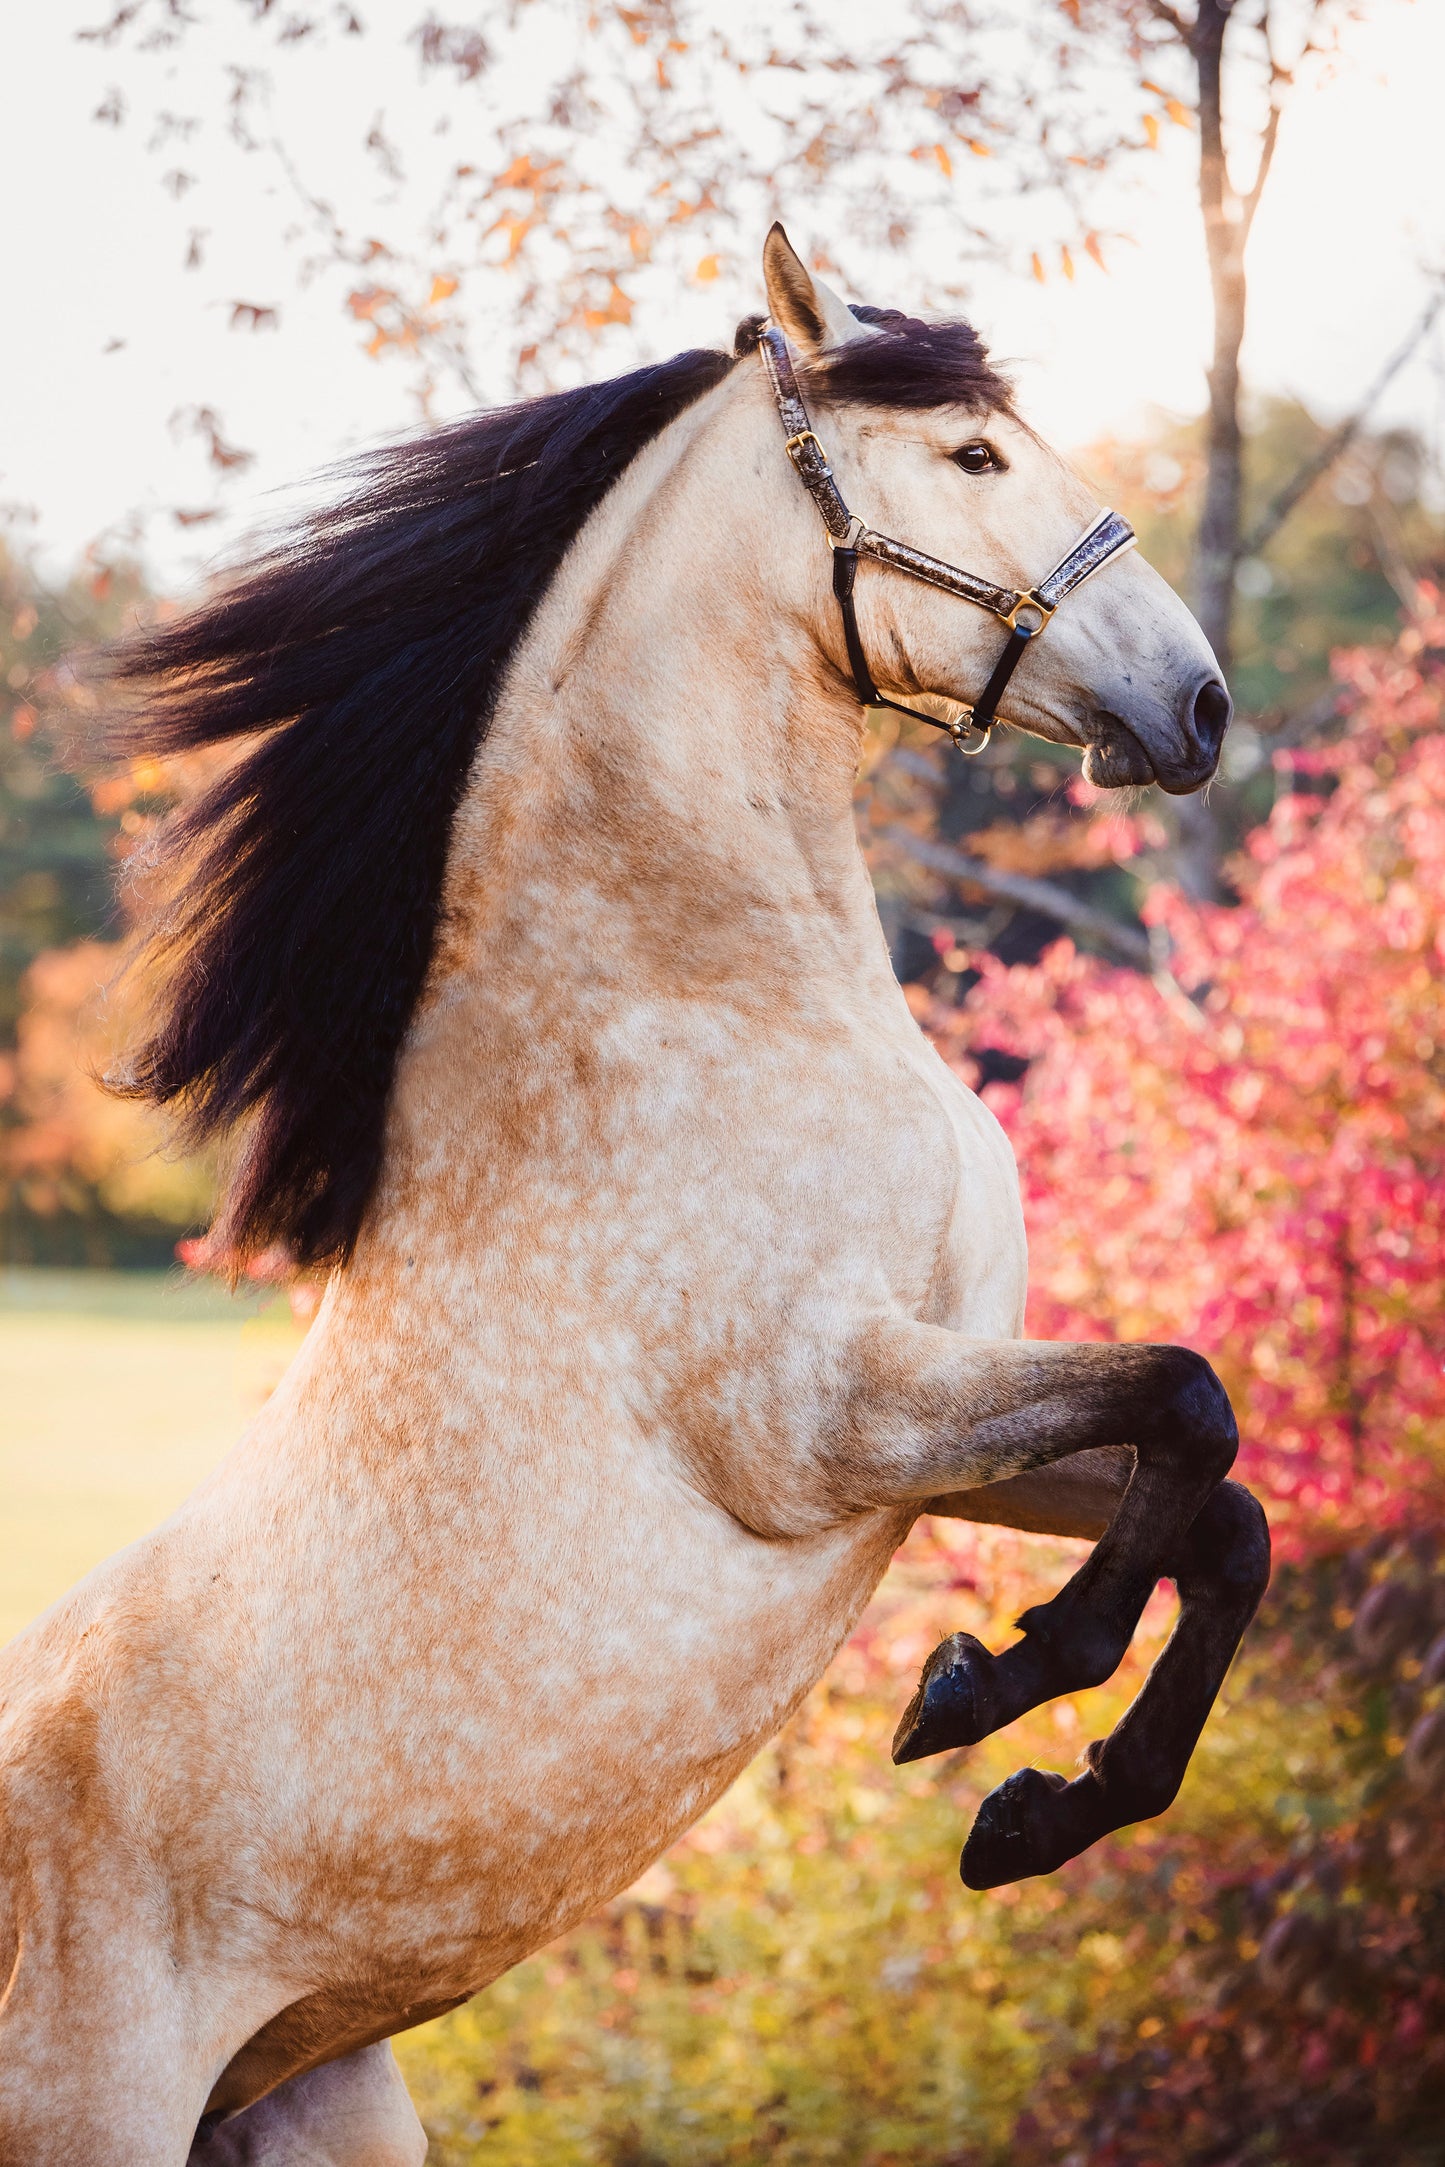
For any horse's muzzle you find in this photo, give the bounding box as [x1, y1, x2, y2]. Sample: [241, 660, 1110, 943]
[1085, 671, 1232, 795]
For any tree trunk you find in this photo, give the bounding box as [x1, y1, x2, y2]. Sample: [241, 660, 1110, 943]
[1178, 0, 1245, 904]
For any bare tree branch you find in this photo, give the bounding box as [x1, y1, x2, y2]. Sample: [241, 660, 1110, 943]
[1242, 280, 1445, 559]
[1142, 0, 1193, 35]
[879, 826, 1152, 967]
[1239, 93, 1282, 243]
[1241, 0, 1335, 242]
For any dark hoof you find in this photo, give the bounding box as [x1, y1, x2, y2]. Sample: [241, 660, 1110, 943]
[961, 1765, 1096, 1890]
[892, 1632, 997, 1763]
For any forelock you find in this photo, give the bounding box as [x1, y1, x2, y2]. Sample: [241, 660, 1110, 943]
[801, 306, 1011, 416]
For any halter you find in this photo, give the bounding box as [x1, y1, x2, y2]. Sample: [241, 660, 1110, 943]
[759, 325, 1137, 754]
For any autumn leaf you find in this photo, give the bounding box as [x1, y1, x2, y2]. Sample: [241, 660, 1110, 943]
[584, 281, 634, 327]
[693, 253, 720, 283]
[1030, 250, 1046, 283]
[1084, 232, 1106, 271]
[485, 213, 537, 264]
[1165, 97, 1192, 128]
[492, 153, 560, 196]
[934, 143, 952, 177]
[427, 274, 458, 305]
[1143, 111, 1161, 148]
[1060, 243, 1075, 281]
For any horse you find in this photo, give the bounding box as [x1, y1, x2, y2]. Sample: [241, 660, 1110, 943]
[0, 227, 1269, 2165]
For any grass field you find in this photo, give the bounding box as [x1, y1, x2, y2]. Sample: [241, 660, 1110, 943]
[0, 1269, 304, 1645]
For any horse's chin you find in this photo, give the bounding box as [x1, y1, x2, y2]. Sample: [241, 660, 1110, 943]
[1082, 718, 1219, 796]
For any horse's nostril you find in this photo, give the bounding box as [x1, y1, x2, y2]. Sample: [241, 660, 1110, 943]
[1191, 676, 1232, 755]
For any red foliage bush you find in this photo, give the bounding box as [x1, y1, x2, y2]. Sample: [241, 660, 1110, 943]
[919, 602, 1445, 1557]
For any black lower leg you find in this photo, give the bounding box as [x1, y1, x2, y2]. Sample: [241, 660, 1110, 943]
[894, 1348, 1237, 1764]
[960, 1479, 1270, 1888]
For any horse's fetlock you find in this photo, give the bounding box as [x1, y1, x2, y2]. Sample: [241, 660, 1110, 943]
[1068, 1617, 1129, 1691]
[1022, 1597, 1125, 1691]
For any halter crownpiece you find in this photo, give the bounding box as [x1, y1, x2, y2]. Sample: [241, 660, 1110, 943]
[758, 324, 1137, 753]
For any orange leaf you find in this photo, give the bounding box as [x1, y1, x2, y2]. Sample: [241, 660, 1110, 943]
[1060, 244, 1075, 281]
[933, 142, 953, 178]
[1031, 251, 1046, 284]
[493, 153, 559, 195]
[1084, 232, 1106, 271]
[1143, 112, 1160, 148]
[966, 137, 992, 157]
[428, 274, 458, 305]
[694, 253, 720, 283]
[587, 281, 633, 326]
[1165, 97, 1192, 127]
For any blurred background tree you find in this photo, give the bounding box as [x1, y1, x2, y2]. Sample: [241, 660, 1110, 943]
[0, 542, 209, 1262]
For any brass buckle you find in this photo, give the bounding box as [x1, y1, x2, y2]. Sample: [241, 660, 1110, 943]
[785, 428, 828, 467]
[1001, 590, 1055, 635]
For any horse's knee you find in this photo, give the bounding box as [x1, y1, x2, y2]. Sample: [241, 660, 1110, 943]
[1142, 1346, 1238, 1484]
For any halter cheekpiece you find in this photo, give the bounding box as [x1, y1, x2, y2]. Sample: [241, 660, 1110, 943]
[759, 324, 1137, 753]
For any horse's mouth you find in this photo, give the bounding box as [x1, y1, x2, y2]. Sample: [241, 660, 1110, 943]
[1083, 713, 1220, 797]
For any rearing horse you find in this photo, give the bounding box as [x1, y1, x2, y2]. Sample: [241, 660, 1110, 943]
[0, 230, 1268, 2165]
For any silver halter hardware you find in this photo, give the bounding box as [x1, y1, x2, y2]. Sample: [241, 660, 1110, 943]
[759, 324, 1137, 753]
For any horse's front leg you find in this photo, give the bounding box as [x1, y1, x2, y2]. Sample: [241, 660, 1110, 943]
[837, 1328, 1269, 1885]
[927, 1455, 1268, 1886]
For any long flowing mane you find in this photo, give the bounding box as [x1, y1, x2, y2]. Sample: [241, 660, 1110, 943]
[107, 311, 1006, 1270]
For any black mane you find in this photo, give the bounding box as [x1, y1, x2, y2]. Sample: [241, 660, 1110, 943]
[107, 308, 1004, 1269]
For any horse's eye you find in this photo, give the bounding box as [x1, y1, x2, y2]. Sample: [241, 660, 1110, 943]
[953, 442, 1002, 475]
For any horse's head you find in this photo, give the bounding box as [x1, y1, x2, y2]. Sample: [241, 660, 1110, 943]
[761, 228, 1230, 795]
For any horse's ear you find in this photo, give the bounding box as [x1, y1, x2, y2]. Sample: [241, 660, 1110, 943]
[762, 224, 869, 352]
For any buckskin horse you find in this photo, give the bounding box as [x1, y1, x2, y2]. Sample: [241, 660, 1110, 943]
[0, 229, 1268, 2164]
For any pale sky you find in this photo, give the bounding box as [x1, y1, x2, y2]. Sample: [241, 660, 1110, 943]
[1, 0, 1441, 585]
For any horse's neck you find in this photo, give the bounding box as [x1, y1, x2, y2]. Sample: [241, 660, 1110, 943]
[441, 373, 883, 1001]
[350, 377, 910, 1301]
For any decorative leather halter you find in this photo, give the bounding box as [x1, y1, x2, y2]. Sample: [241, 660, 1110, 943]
[759, 324, 1137, 753]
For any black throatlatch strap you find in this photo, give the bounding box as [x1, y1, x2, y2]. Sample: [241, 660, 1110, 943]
[760, 323, 1137, 750]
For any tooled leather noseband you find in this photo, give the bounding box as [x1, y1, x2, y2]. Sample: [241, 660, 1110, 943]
[759, 325, 1137, 754]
